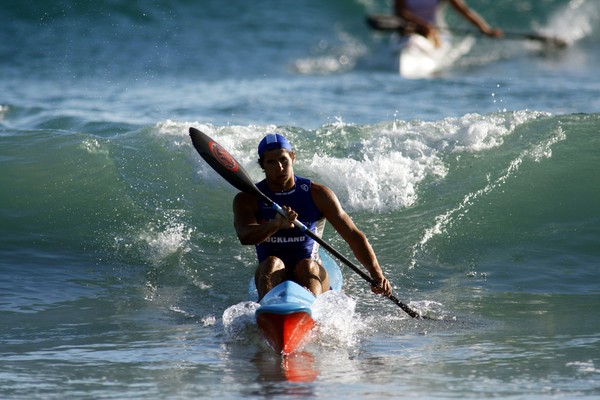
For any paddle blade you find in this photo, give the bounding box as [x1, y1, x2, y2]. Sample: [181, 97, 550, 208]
[518, 32, 568, 48]
[366, 14, 408, 33]
[189, 127, 266, 200]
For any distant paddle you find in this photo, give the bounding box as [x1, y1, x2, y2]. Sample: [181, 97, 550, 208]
[189, 127, 427, 319]
[366, 14, 568, 48]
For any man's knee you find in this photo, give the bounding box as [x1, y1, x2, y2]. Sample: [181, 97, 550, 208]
[258, 256, 285, 274]
[255, 257, 286, 300]
[295, 260, 329, 285]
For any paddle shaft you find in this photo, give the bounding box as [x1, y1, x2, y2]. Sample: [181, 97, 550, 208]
[444, 27, 567, 47]
[366, 14, 567, 48]
[189, 127, 423, 319]
[269, 199, 422, 319]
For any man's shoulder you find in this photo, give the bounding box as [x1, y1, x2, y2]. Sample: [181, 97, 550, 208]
[308, 180, 331, 193]
[309, 181, 338, 208]
[233, 191, 259, 206]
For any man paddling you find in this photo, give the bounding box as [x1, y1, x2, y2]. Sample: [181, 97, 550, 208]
[394, 0, 502, 48]
[233, 133, 392, 300]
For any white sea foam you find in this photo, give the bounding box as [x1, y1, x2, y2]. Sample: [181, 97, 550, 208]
[312, 290, 363, 349]
[222, 301, 260, 341]
[306, 111, 546, 212]
[138, 214, 194, 264]
[165, 111, 547, 213]
[544, 0, 598, 43]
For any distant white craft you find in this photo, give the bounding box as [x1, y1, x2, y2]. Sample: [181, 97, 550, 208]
[395, 33, 474, 78]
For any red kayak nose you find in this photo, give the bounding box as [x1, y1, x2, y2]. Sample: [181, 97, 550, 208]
[256, 311, 315, 355]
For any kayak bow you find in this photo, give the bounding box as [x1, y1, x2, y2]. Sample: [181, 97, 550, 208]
[255, 281, 317, 355]
[254, 250, 343, 355]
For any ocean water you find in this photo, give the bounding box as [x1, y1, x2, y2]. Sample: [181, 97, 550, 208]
[1, 0, 599, 398]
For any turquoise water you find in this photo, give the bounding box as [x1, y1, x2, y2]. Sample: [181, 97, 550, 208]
[1, 0, 599, 398]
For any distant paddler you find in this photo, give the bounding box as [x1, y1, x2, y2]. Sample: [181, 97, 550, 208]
[394, 0, 503, 48]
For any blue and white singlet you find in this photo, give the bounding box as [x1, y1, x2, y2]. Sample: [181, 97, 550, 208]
[255, 176, 325, 277]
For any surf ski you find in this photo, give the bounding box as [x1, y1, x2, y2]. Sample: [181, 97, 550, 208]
[254, 249, 343, 355]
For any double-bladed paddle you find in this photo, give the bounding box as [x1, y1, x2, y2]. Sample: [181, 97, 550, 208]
[366, 14, 568, 48]
[189, 127, 426, 319]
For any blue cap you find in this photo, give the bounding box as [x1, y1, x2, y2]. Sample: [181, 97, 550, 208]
[257, 133, 292, 158]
